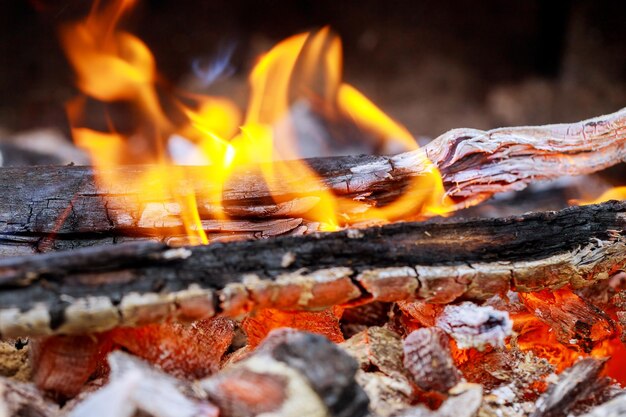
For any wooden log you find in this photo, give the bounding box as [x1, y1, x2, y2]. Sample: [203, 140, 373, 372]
[1, 108, 625, 256]
[0, 201, 625, 337]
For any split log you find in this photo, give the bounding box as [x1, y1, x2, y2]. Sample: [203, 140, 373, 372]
[0, 201, 626, 337]
[1, 108, 625, 255]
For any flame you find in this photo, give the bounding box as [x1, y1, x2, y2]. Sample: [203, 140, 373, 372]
[578, 186, 626, 205]
[60, 1, 451, 243]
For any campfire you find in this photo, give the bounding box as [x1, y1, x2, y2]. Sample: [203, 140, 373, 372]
[2, 1, 626, 416]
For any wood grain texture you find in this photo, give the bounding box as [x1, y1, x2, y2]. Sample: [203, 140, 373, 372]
[0, 201, 624, 337]
[1, 107, 625, 255]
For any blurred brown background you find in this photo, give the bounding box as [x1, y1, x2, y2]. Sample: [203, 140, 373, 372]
[0, 0, 625, 149]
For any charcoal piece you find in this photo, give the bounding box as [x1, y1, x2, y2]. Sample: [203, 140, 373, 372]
[341, 327, 412, 416]
[67, 351, 215, 417]
[340, 302, 391, 338]
[203, 329, 369, 417]
[403, 327, 461, 393]
[391, 383, 483, 417]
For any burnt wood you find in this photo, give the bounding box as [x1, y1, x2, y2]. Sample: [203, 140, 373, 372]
[1, 107, 625, 256]
[0, 201, 624, 337]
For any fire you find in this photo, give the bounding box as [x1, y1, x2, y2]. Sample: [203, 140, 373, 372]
[578, 186, 626, 205]
[60, 0, 451, 243]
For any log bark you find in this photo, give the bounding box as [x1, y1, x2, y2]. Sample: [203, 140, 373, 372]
[0, 107, 625, 256]
[0, 201, 625, 337]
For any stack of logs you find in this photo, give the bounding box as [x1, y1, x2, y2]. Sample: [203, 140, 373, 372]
[0, 109, 625, 416]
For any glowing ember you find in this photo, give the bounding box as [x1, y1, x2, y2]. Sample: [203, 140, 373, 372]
[110, 317, 236, 379]
[241, 308, 344, 347]
[59, 0, 451, 244]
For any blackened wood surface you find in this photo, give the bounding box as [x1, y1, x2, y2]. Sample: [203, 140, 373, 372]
[1, 106, 625, 256]
[0, 201, 624, 316]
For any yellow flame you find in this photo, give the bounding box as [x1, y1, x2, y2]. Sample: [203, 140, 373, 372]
[60, 2, 452, 243]
[579, 186, 626, 205]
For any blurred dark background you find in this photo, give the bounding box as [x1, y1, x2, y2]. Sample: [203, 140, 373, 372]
[0, 0, 625, 149]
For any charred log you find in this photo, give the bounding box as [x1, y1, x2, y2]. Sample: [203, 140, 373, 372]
[0, 108, 625, 255]
[0, 202, 625, 336]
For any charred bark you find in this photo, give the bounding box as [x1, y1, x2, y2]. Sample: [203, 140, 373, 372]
[0, 201, 624, 337]
[1, 107, 625, 256]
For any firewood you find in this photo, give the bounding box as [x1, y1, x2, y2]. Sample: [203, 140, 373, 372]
[403, 328, 461, 393]
[0, 201, 625, 337]
[0, 108, 625, 255]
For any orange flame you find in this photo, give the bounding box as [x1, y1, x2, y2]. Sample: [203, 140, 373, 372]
[60, 1, 451, 243]
[578, 186, 626, 206]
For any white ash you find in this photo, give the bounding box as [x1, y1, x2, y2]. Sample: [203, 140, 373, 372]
[67, 351, 217, 417]
[436, 302, 513, 350]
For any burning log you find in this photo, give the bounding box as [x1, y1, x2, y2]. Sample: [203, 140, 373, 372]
[1, 108, 625, 255]
[0, 201, 625, 337]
